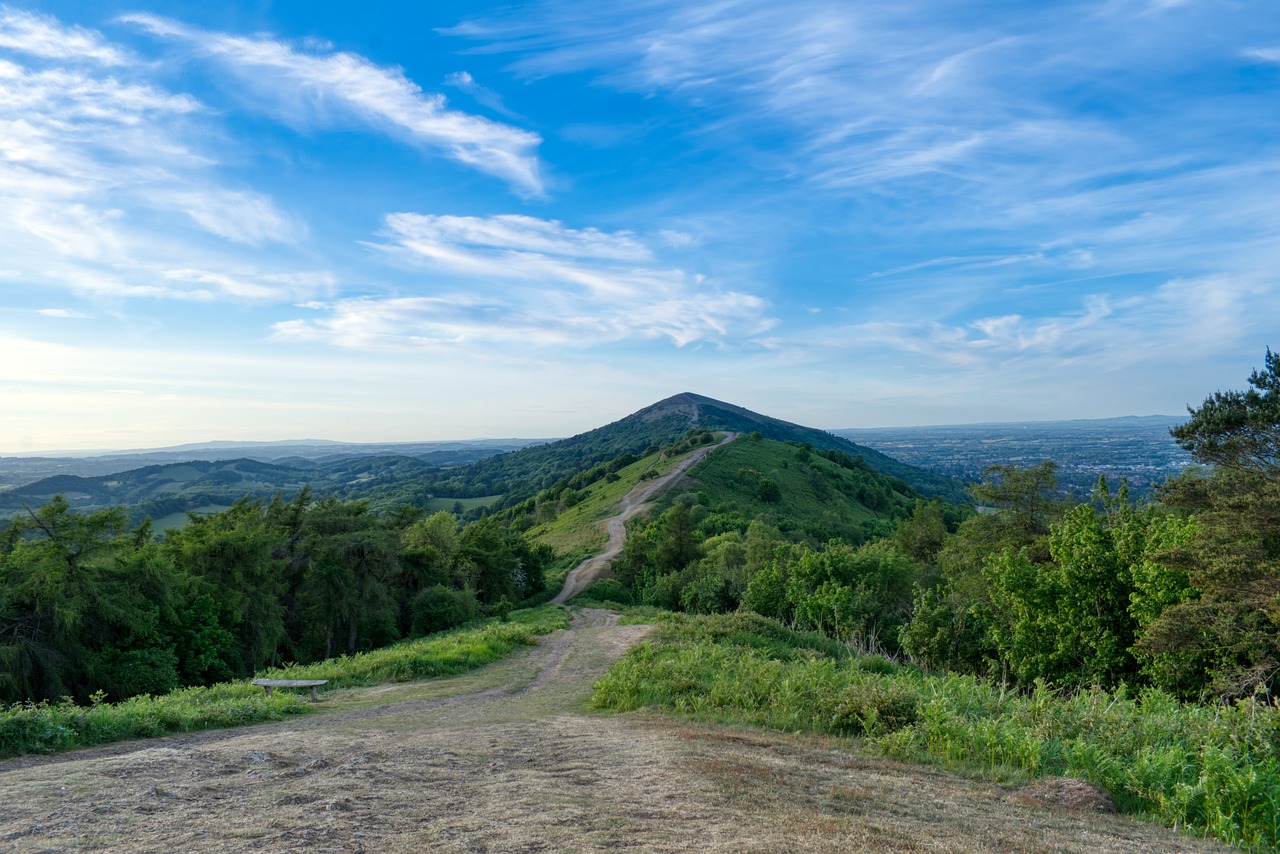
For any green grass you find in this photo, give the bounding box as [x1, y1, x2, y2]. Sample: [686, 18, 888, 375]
[593, 611, 1280, 851]
[0, 683, 308, 759]
[151, 503, 233, 532]
[257, 605, 569, 686]
[658, 437, 908, 542]
[0, 605, 569, 759]
[526, 447, 688, 554]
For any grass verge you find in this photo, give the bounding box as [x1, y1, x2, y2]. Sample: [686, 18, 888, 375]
[592, 611, 1280, 851]
[256, 605, 568, 686]
[0, 605, 569, 759]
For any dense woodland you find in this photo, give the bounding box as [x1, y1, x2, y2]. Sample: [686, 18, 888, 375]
[3, 355, 1279, 709]
[0, 491, 550, 704]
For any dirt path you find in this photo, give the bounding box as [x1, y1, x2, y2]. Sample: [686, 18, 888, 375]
[0, 606, 1231, 853]
[552, 433, 737, 605]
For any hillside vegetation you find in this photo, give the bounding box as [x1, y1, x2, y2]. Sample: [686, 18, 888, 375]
[576, 352, 1280, 851]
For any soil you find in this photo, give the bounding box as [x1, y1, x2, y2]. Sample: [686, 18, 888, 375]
[552, 433, 737, 604]
[0, 608, 1231, 852]
[0, 434, 1233, 852]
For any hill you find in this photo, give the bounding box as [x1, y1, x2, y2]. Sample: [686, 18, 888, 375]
[394, 393, 967, 507]
[0, 394, 967, 521]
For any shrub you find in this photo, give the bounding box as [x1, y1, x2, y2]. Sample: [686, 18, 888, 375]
[411, 585, 480, 635]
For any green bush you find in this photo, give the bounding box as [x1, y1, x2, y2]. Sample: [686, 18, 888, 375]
[593, 611, 1280, 851]
[571, 577, 632, 607]
[411, 585, 481, 635]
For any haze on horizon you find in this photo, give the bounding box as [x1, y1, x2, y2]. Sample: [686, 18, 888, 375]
[2, 1, 1277, 454]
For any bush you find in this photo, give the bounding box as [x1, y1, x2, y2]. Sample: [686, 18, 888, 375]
[572, 578, 632, 607]
[411, 585, 480, 635]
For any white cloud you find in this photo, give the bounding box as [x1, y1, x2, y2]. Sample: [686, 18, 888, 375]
[0, 9, 324, 309]
[382, 213, 651, 262]
[123, 14, 545, 196]
[0, 6, 126, 64]
[36, 308, 90, 319]
[1245, 47, 1280, 63]
[166, 189, 305, 246]
[277, 212, 772, 349]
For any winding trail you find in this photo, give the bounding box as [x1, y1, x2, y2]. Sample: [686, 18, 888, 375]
[0, 430, 1232, 852]
[552, 432, 738, 605]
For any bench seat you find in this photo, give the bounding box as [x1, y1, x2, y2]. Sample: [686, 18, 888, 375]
[251, 678, 329, 701]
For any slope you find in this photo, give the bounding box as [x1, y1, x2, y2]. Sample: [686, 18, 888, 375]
[410, 393, 967, 507]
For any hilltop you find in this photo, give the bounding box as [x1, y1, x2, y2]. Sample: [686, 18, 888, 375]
[398, 392, 968, 507]
[0, 394, 967, 520]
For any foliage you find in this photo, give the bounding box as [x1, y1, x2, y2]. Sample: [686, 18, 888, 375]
[1172, 347, 1280, 477]
[1, 493, 557, 705]
[410, 584, 481, 635]
[594, 611, 1280, 851]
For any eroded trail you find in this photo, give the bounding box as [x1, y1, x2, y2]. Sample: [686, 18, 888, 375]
[553, 432, 738, 605]
[0, 443, 1233, 851]
[0, 609, 1231, 853]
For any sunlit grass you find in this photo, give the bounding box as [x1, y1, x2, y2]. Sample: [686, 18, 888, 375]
[593, 611, 1280, 851]
[0, 605, 569, 759]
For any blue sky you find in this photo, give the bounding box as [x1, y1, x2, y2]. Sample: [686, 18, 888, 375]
[1, 1, 1278, 451]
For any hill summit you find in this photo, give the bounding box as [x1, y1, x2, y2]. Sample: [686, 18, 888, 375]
[443, 393, 966, 504]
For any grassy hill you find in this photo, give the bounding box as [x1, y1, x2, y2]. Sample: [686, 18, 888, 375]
[396, 393, 967, 507]
[0, 394, 966, 524]
[655, 432, 916, 543]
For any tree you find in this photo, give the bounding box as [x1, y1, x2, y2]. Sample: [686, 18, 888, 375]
[1172, 348, 1280, 478]
[0, 498, 183, 702]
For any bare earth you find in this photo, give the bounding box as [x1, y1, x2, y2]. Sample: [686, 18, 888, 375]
[0, 438, 1232, 852]
[552, 432, 738, 605]
[0, 607, 1231, 853]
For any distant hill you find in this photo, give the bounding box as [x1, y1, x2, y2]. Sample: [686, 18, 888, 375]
[0, 439, 542, 493]
[402, 393, 968, 506]
[0, 395, 969, 520]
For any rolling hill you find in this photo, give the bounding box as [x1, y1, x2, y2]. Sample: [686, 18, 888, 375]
[0, 394, 967, 520]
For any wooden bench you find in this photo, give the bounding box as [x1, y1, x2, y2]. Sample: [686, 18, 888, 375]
[252, 678, 329, 702]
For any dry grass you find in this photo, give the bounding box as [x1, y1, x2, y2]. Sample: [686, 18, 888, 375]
[0, 611, 1231, 853]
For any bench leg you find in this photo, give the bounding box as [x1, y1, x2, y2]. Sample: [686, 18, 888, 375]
[309, 686, 319, 702]
[262, 685, 273, 698]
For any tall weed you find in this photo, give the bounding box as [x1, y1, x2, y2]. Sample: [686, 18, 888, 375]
[594, 611, 1280, 851]
[1, 605, 568, 759]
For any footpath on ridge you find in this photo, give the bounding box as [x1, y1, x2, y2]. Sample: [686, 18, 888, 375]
[552, 432, 738, 605]
[0, 430, 1231, 852]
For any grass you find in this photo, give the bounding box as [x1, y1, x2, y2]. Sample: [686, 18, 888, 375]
[257, 605, 569, 686]
[151, 503, 232, 532]
[656, 436, 907, 543]
[593, 611, 1280, 851]
[526, 447, 690, 555]
[0, 605, 569, 759]
[0, 683, 307, 759]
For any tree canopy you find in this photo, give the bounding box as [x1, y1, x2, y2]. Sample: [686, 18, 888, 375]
[1172, 347, 1280, 478]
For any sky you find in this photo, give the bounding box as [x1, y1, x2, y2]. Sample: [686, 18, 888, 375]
[1, 0, 1278, 452]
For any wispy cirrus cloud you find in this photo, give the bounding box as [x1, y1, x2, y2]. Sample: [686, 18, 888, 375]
[0, 5, 126, 64]
[35, 308, 90, 319]
[452, 1, 1279, 273]
[275, 213, 772, 349]
[0, 8, 330, 311]
[122, 14, 545, 197]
